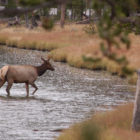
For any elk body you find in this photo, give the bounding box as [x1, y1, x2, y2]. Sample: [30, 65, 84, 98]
[0, 58, 54, 97]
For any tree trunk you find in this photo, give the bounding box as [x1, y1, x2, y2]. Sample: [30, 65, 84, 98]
[132, 70, 140, 131]
[24, 13, 29, 28]
[60, 2, 66, 28]
[31, 14, 38, 29]
[88, 0, 92, 21]
[80, 0, 84, 21]
[71, 8, 73, 20]
[89, 9, 91, 21]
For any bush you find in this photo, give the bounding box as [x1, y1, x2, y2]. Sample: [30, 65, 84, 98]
[81, 122, 101, 140]
[83, 24, 96, 34]
[41, 17, 54, 30]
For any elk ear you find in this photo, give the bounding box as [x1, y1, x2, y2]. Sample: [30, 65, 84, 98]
[47, 57, 50, 62]
[41, 57, 46, 62]
[46, 56, 51, 62]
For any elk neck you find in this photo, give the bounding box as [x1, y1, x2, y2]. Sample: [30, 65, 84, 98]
[35, 63, 48, 76]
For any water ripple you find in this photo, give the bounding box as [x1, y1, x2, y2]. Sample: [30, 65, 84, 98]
[0, 46, 135, 140]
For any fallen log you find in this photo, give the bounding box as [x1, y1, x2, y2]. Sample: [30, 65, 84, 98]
[76, 19, 90, 24]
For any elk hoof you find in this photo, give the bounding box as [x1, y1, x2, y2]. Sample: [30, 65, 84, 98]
[7, 94, 10, 98]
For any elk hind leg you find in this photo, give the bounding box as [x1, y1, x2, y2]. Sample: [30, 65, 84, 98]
[0, 79, 6, 88]
[6, 82, 13, 97]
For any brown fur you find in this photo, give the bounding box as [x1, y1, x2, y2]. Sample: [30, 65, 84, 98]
[0, 58, 54, 97]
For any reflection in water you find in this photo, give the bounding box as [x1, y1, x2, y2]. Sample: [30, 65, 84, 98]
[0, 46, 135, 140]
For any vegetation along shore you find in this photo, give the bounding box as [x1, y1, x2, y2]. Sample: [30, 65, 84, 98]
[0, 25, 139, 84]
[57, 103, 140, 140]
[1, 0, 140, 140]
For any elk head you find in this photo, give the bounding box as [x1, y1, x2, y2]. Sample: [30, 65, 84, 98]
[41, 57, 55, 71]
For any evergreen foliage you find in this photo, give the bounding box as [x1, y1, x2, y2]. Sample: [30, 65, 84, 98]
[6, 0, 17, 8]
[19, 0, 44, 6]
[89, 0, 140, 76]
[67, 0, 86, 20]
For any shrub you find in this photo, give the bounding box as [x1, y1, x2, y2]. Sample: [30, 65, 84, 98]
[83, 24, 96, 34]
[41, 17, 54, 30]
[81, 122, 101, 140]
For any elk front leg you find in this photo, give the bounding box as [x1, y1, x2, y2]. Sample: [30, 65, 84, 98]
[30, 83, 38, 95]
[25, 82, 29, 97]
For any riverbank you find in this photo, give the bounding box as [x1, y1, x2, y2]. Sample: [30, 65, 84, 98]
[0, 25, 139, 83]
[0, 45, 134, 139]
[0, 25, 138, 139]
[57, 103, 140, 140]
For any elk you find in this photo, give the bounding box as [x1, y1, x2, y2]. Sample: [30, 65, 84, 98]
[0, 57, 54, 97]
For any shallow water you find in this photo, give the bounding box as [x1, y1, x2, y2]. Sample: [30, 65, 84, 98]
[0, 46, 135, 140]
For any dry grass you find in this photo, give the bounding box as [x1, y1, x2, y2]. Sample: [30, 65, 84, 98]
[0, 25, 139, 140]
[0, 25, 92, 50]
[57, 103, 140, 140]
[0, 25, 140, 83]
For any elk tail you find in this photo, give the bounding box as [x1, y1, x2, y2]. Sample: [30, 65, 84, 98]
[0, 66, 9, 81]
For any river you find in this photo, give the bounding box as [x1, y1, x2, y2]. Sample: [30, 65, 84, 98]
[0, 46, 135, 140]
